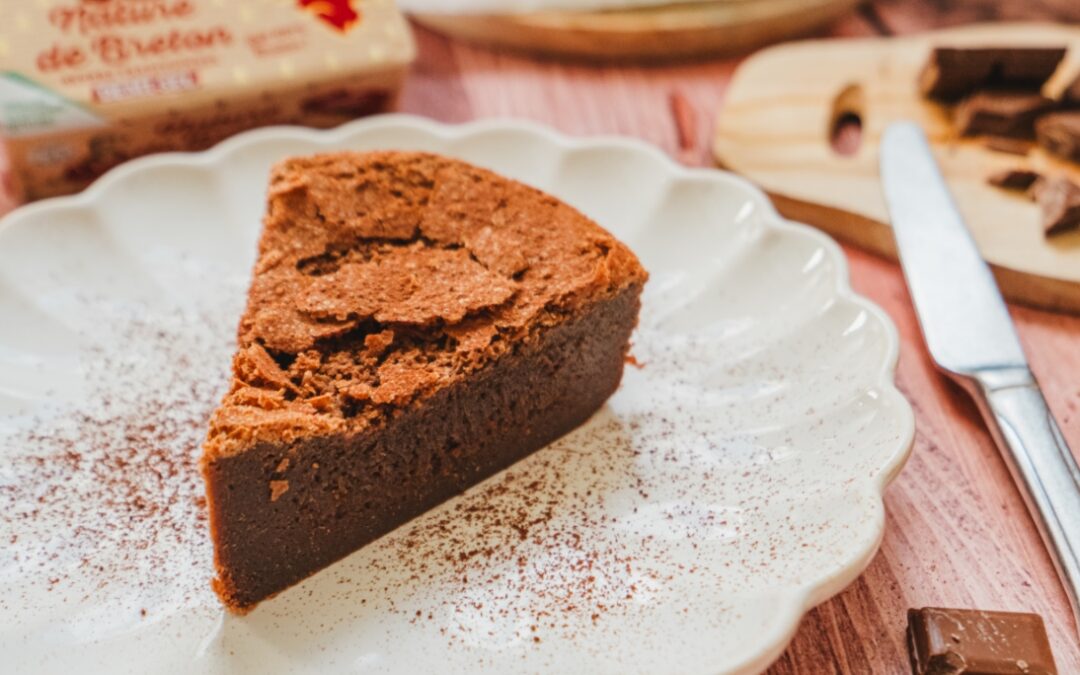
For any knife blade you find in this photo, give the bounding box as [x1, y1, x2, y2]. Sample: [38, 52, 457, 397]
[880, 121, 1080, 633]
[879, 122, 1026, 376]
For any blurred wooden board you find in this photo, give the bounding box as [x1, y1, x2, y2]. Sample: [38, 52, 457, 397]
[713, 22, 1080, 313]
[413, 0, 861, 62]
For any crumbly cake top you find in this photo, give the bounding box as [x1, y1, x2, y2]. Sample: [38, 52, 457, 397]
[205, 151, 646, 457]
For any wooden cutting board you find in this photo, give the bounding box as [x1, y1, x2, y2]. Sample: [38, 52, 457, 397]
[413, 0, 860, 62]
[713, 23, 1080, 314]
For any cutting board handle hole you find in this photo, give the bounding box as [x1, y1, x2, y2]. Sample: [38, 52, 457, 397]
[829, 83, 864, 157]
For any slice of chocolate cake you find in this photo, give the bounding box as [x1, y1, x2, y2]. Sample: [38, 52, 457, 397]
[201, 151, 648, 612]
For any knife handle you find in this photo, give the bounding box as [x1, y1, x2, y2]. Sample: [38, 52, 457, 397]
[962, 366, 1080, 631]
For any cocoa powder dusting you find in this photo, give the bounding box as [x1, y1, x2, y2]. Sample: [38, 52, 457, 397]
[243, 399, 748, 658]
[1, 279, 697, 659]
[0, 294, 240, 625]
[387, 443, 653, 639]
[1, 248, 855, 672]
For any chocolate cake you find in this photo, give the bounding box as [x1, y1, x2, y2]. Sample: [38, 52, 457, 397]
[201, 151, 648, 612]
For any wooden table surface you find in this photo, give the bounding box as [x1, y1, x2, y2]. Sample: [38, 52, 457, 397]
[396, 2, 1080, 672]
[0, 2, 1075, 672]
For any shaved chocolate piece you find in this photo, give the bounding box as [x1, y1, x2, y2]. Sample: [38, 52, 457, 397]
[1063, 73, 1080, 108]
[907, 608, 1057, 675]
[955, 92, 1055, 139]
[1032, 176, 1080, 236]
[982, 136, 1030, 156]
[1035, 111, 1080, 163]
[919, 47, 1067, 101]
[987, 168, 1041, 191]
[1026, 176, 1046, 202]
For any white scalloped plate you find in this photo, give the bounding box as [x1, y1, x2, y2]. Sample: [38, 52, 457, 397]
[0, 116, 913, 674]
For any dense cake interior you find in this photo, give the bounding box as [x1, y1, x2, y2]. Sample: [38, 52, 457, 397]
[204, 152, 646, 458]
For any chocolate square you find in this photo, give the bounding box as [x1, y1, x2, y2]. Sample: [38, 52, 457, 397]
[1035, 111, 1080, 163]
[1062, 73, 1080, 108]
[907, 607, 1057, 675]
[1032, 176, 1080, 236]
[955, 92, 1055, 139]
[920, 47, 1067, 101]
[987, 169, 1041, 191]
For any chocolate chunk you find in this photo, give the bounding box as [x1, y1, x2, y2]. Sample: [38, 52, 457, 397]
[1026, 176, 1046, 202]
[987, 168, 1041, 191]
[1032, 176, 1080, 236]
[982, 136, 1030, 156]
[1035, 111, 1080, 163]
[955, 92, 1056, 139]
[1062, 73, 1080, 108]
[920, 47, 1067, 101]
[907, 607, 1057, 675]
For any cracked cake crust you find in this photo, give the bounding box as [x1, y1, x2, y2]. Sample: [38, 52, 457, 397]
[201, 151, 647, 611]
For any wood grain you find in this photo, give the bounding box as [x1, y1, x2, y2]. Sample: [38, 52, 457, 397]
[713, 23, 1080, 314]
[400, 8, 1080, 672]
[0, 2, 1074, 671]
[413, 0, 861, 62]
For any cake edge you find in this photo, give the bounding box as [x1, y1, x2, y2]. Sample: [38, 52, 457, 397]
[202, 281, 645, 612]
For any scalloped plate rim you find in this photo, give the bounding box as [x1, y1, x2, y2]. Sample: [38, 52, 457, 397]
[0, 114, 915, 675]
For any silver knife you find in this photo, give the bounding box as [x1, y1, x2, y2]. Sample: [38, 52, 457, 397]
[880, 121, 1080, 630]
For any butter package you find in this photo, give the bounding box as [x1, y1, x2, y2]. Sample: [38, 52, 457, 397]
[0, 0, 415, 203]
